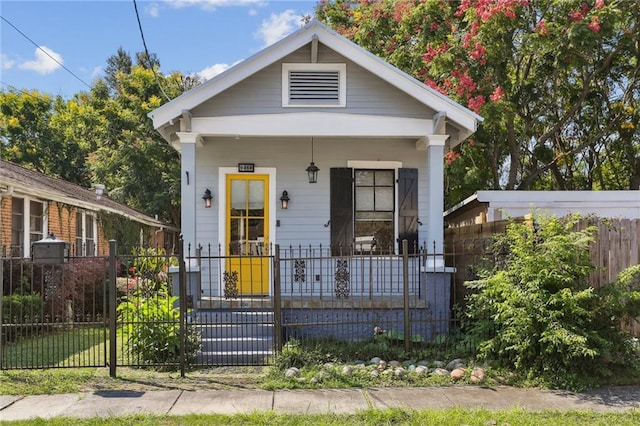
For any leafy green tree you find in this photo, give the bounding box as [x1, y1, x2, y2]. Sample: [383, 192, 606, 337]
[464, 214, 640, 390]
[316, 0, 640, 206]
[104, 47, 133, 93]
[86, 65, 199, 226]
[0, 89, 92, 185]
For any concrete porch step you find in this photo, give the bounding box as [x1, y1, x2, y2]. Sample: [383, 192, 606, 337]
[197, 323, 274, 338]
[201, 336, 274, 352]
[196, 350, 273, 366]
[192, 310, 274, 324]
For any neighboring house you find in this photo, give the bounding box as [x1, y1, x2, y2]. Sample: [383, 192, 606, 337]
[0, 159, 177, 257]
[444, 190, 640, 228]
[149, 21, 481, 298]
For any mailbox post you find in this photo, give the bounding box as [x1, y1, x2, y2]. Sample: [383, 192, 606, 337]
[31, 234, 69, 265]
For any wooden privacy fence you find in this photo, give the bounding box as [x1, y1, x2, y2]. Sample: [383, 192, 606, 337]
[445, 217, 640, 336]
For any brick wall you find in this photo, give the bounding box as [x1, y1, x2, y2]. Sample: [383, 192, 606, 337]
[1, 196, 170, 257]
[0, 196, 12, 252]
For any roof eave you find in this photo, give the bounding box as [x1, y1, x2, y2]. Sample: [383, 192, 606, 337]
[149, 20, 482, 139]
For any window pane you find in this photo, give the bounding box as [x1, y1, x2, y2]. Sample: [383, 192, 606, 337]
[375, 187, 394, 211]
[12, 198, 24, 256]
[355, 211, 393, 220]
[76, 212, 84, 256]
[355, 170, 374, 186]
[30, 201, 44, 242]
[86, 216, 95, 255]
[86, 216, 95, 238]
[375, 170, 394, 186]
[355, 221, 394, 252]
[355, 187, 374, 211]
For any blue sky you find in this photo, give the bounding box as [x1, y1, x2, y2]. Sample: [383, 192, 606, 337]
[1, 0, 316, 98]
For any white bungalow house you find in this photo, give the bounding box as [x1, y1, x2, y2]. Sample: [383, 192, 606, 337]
[149, 21, 481, 303]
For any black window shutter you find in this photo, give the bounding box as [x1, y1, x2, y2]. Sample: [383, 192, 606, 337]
[330, 167, 353, 255]
[398, 168, 418, 254]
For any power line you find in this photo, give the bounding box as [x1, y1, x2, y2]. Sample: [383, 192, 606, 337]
[0, 80, 55, 98]
[1, 15, 92, 90]
[132, 0, 171, 102]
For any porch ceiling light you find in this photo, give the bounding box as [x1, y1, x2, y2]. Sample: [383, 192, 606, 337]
[202, 189, 213, 208]
[306, 137, 319, 184]
[280, 190, 290, 209]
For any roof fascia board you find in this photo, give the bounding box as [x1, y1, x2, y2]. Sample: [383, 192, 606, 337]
[316, 29, 481, 133]
[190, 113, 434, 137]
[149, 26, 316, 129]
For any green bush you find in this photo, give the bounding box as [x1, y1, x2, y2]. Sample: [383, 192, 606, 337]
[117, 282, 200, 366]
[2, 293, 44, 342]
[463, 214, 640, 390]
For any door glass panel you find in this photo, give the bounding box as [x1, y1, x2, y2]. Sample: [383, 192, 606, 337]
[230, 180, 246, 213]
[248, 180, 264, 212]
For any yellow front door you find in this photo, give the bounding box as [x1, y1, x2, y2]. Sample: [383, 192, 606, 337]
[226, 174, 269, 295]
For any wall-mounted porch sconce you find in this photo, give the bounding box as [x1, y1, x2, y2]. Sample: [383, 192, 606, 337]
[306, 137, 319, 184]
[202, 189, 213, 208]
[280, 190, 290, 209]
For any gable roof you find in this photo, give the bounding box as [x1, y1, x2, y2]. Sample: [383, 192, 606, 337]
[0, 159, 168, 228]
[149, 20, 482, 145]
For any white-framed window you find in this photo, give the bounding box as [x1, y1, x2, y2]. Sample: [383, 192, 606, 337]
[11, 197, 24, 257]
[75, 210, 97, 256]
[10, 197, 46, 258]
[29, 201, 44, 244]
[282, 63, 346, 107]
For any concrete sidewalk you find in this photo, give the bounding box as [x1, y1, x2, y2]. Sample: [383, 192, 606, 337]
[1, 386, 639, 421]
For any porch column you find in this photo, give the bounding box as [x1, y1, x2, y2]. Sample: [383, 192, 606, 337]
[176, 132, 202, 253]
[424, 135, 449, 257]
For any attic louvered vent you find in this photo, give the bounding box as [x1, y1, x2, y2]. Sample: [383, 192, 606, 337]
[289, 71, 339, 104]
[282, 63, 346, 107]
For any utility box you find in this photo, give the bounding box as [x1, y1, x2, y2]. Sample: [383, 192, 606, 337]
[31, 234, 69, 265]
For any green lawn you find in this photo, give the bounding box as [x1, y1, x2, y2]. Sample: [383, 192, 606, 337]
[2, 327, 107, 369]
[2, 408, 640, 426]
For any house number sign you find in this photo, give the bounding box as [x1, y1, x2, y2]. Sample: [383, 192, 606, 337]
[238, 163, 255, 172]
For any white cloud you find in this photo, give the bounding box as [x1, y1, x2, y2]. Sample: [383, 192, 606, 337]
[196, 59, 243, 80]
[1, 54, 16, 70]
[255, 10, 301, 47]
[90, 66, 103, 79]
[146, 2, 161, 17]
[18, 46, 63, 75]
[248, 8, 258, 16]
[197, 63, 231, 80]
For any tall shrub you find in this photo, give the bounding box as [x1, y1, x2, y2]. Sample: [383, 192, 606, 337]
[464, 214, 639, 389]
[117, 248, 198, 366]
[117, 282, 199, 365]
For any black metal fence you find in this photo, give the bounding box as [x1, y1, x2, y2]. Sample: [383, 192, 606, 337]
[0, 251, 108, 369]
[2, 240, 469, 374]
